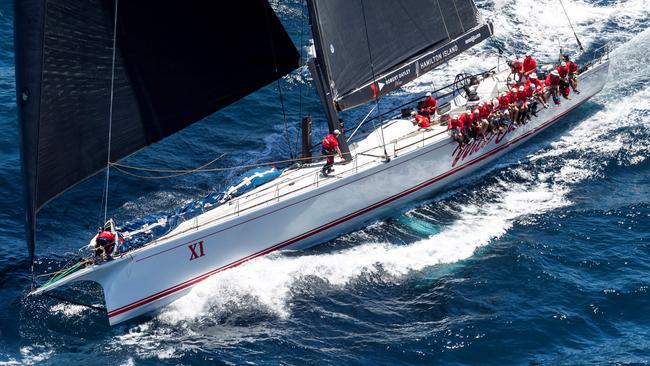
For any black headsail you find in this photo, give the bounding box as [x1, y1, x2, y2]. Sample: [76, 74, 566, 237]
[14, 0, 300, 264]
[307, 0, 493, 111]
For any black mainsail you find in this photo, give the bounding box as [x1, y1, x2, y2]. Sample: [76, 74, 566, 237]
[14, 0, 300, 264]
[307, 0, 493, 112]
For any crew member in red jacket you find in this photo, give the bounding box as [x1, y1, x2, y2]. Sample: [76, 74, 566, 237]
[545, 69, 562, 104]
[458, 112, 472, 138]
[523, 52, 537, 77]
[95, 228, 124, 259]
[479, 101, 491, 119]
[321, 129, 343, 176]
[556, 61, 572, 99]
[564, 55, 580, 93]
[447, 114, 465, 146]
[497, 92, 510, 114]
[511, 57, 523, 77]
[526, 73, 548, 106]
[515, 85, 530, 124]
[413, 111, 431, 129]
[508, 87, 521, 123]
[421, 92, 437, 115]
[470, 109, 489, 141]
[556, 61, 569, 78]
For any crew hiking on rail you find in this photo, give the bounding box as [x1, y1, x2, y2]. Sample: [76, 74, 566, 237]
[442, 51, 580, 148]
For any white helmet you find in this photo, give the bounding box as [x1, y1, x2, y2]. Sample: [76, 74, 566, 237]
[561, 61, 567, 67]
[425, 92, 432, 97]
[333, 129, 341, 135]
[492, 98, 499, 106]
[530, 73, 537, 79]
[452, 114, 459, 119]
[551, 70, 559, 76]
[525, 51, 532, 57]
[519, 85, 525, 91]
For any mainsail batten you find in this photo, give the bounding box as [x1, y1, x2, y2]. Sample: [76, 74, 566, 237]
[15, 0, 300, 261]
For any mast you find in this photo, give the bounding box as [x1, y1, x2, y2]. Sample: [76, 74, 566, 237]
[305, 0, 352, 160]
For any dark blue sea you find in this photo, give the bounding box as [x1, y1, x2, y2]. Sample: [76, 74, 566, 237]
[2, 1, 650, 364]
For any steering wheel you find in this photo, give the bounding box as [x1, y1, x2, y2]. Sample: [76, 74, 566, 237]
[453, 72, 474, 98]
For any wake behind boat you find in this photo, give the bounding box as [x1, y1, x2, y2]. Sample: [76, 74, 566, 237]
[15, 0, 609, 325]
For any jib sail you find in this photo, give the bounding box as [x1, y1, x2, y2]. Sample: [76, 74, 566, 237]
[14, 0, 300, 263]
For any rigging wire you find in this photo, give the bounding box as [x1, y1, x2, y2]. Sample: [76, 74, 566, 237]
[266, 0, 295, 159]
[111, 154, 315, 176]
[295, 0, 306, 156]
[558, 0, 584, 51]
[359, 0, 389, 161]
[103, 0, 119, 225]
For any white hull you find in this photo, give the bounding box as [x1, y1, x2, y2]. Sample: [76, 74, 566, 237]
[35, 60, 609, 325]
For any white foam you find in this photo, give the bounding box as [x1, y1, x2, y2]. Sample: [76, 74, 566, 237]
[0, 347, 54, 366]
[155, 175, 568, 325]
[49, 303, 88, 317]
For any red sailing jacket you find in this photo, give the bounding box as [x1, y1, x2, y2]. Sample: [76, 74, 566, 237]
[96, 231, 124, 244]
[447, 118, 462, 130]
[498, 94, 511, 108]
[422, 96, 437, 111]
[511, 59, 523, 73]
[458, 113, 471, 129]
[556, 65, 569, 78]
[523, 57, 537, 75]
[469, 111, 481, 126]
[568, 61, 578, 74]
[545, 74, 560, 86]
[415, 114, 430, 128]
[322, 134, 339, 150]
[480, 104, 491, 118]
[526, 78, 544, 90]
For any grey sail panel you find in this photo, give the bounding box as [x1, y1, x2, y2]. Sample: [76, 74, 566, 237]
[15, 0, 300, 261]
[308, 0, 489, 110]
[337, 23, 493, 110]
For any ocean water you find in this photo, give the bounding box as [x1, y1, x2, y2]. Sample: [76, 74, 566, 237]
[1, 0, 650, 364]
